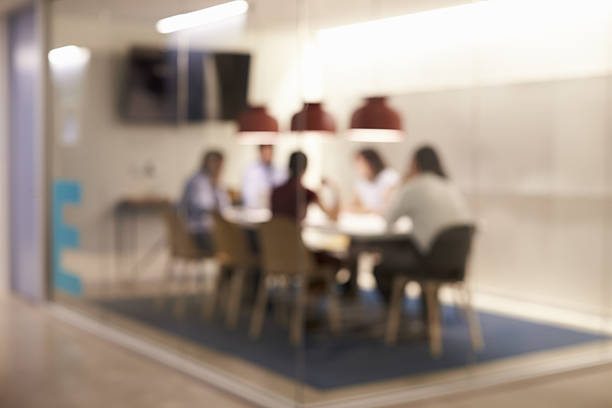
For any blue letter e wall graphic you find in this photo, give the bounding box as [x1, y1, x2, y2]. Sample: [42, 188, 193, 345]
[52, 180, 83, 295]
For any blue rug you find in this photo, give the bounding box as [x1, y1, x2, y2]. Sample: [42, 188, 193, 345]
[95, 292, 605, 390]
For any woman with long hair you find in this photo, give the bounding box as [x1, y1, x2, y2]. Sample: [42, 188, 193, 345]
[374, 145, 472, 304]
[352, 148, 399, 213]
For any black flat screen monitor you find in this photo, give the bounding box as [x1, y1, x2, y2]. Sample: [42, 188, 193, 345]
[119, 47, 250, 123]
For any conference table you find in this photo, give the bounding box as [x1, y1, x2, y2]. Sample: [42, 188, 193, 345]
[112, 197, 413, 285]
[221, 206, 412, 249]
[222, 206, 413, 292]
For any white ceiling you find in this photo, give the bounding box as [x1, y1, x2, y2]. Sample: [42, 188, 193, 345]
[51, 0, 474, 31]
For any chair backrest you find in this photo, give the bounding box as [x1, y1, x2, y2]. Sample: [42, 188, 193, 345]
[258, 216, 315, 278]
[212, 212, 253, 268]
[161, 204, 208, 259]
[424, 225, 476, 282]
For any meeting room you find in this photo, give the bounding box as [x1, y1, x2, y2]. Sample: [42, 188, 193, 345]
[43, 0, 612, 406]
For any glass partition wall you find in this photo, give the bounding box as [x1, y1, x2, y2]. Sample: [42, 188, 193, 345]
[49, 0, 612, 407]
[49, 0, 316, 404]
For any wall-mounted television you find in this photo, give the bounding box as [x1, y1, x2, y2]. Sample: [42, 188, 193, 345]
[119, 46, 250, 123]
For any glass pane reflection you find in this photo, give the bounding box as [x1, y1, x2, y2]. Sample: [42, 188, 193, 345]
[49, 1, 612, 406]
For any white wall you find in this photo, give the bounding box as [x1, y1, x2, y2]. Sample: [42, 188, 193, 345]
[0, 16, 7, 294]
[50, 0, 612, 316]
[311, 0, 612, 315]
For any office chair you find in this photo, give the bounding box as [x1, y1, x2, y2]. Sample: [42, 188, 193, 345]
[207, 212, 258, 327]
[384, 225, 484, 357]
[249, 216, 341, 345]
[156, 204, 215, 316]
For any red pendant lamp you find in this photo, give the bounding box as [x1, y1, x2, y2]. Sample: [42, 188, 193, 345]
[290, 102, 336, 133]
[237, 105, 279, 144]
[348, 96, 404, 142]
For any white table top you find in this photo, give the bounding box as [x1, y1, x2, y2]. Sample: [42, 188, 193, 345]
[222, 206, 413, 252]
[303, 210, 412, 238]
[223, 206, 411, 234]
[221, 207, 272, 226]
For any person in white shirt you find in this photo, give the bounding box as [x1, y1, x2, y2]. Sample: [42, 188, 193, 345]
[374, 145, 472, 304]
[179, 150, 230, 253]
[241, 145, 286, 209]
[341, 150, 399, 297]
[352, 149, 399, 214]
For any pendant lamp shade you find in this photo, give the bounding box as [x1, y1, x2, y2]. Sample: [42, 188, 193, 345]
[348, 96, 404, 142]
[290, 102, 336, 133]
[237, 106, 279, 144]
[238, 105, 278, 132]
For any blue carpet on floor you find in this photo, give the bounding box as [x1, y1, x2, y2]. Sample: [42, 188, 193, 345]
[94, 291, 606, 390]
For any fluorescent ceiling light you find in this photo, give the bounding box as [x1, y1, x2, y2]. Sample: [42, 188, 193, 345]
[48, 45, 91, 69]
[156, 0, 249, 34]
[318, 1, 488, 40]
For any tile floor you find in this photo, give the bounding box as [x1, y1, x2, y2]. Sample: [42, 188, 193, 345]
[1, 292, 612, 408]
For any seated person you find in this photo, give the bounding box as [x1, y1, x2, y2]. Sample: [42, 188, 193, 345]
[352, 148, 399, 214]
[271, 151, 339, 222]
[342, 149, 399, 296]
[241, 144, 286, 209]
[374, 145, 472, 304]
[179, 150, 230, 254]
[271, 151, 342, 283]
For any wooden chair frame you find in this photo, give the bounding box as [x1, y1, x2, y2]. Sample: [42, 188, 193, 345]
[204, 213, 257, 328]
[155, 204, 214, 317]
[249, 217, 342, 345]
